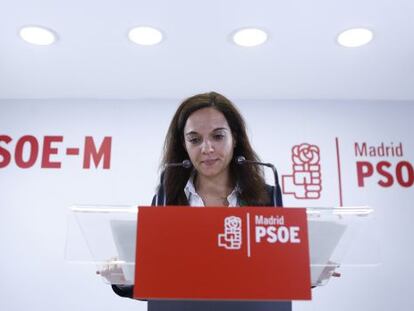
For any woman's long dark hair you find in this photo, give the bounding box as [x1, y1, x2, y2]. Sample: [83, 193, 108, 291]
[161, 91, 269, 205]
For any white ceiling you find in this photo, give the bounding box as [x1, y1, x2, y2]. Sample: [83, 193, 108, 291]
[1, 0, 413, 100]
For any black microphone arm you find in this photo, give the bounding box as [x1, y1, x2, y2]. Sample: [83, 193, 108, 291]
[237, 156, 283, 207]
[156, 160, 192, 206]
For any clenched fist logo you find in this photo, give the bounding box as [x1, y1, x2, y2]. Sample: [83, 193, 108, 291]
[282, 143, 322, 199]
[218, 216, 242, 250]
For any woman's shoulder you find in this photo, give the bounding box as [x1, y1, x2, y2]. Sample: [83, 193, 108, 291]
[263, 184, 275, 206]
[264, 184, 274, 193]
[263, 184, 283, 207]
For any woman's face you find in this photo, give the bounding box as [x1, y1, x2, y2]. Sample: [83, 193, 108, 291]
[183, 107, 235, 180]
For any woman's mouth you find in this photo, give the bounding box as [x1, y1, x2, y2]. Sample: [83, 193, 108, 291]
[201, 159, 218, 166]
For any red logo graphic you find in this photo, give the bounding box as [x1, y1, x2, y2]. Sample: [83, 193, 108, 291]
[282, 143, 322, 199]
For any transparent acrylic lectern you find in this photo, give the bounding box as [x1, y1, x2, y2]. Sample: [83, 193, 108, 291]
[65, 205, 379, 289]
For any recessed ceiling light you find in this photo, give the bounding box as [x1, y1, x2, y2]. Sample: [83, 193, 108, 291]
[337, 28, 373, 47]
[19, 26, 57, 46]
[232, 28, 268, 47]
[128, 26, 163, 46]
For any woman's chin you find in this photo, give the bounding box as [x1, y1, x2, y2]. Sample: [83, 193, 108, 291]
[197, 167, 225, 179]
[198, 170, 218, 178]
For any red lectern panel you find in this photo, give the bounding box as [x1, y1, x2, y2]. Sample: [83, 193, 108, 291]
[134, 207, 311, 301]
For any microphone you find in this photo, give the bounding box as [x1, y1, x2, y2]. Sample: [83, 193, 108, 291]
[236, 156, 283, 207]
[157, 160, 193, 206]
[165, 159, 192, 169]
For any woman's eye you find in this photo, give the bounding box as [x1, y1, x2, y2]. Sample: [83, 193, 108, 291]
[189, 137, 201, 144]
[213, 134, 224, 140]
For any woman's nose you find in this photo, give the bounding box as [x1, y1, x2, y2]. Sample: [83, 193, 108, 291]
[201, 139, 214, 153]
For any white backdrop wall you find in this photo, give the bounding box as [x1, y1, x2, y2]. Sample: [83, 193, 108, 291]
[0, 99, 413, 311]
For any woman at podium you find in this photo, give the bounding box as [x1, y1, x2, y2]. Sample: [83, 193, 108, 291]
[111, 92, 288, 311]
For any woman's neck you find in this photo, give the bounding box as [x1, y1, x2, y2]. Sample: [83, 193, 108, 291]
[195, 171, 233, 198]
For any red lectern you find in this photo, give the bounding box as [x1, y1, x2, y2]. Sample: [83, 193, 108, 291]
[134, 206, 311, 301]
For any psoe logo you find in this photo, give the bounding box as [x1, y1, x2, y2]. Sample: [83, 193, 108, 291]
[282, 143, 322, 199]
[218, 216, 242, 250]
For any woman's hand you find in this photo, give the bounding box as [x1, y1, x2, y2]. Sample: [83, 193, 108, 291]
[315, 261, 341, 286]
[96, 257, 128, 285]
